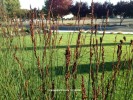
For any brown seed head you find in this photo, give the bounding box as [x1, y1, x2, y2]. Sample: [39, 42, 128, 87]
[120, 40, 123, 44]
[130, 40, 133, 45]
[100, 37, 103, 43]
[123, 36, 126, 41]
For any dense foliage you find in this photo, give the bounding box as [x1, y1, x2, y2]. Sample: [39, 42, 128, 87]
[4, 0, 20, 17]
[42, 0, 72, 17]
[93, 2, 114, 18]
[69, 2, 90, 17]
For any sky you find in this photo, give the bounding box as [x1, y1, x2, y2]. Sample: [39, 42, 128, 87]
[19, 0, 130, 9]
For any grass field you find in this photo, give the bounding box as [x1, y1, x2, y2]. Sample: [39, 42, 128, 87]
[0, 31, 133, 99]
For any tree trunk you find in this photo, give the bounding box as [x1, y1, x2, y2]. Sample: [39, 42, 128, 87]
[102, 18, 105, 26]
[120, 16, 124, 26]
[61, 17, 64, 24]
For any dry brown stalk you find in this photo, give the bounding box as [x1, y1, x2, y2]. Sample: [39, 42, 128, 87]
[37, 57, 44, 79]
[91, 0, 94, 34]
[65, 46, 71, 75]
[72, 32, 81, 78]
[65, 46, 71, 100]
[81, 76, 87, 100]
[105, 79, 111, 100]
[89, 4, 94, 99]
[51, 81, 55, 100]
[117, 44, 122, 62]
[100, 44, 105, 99]
[29, 10, 38, 59]
[13, 46, 25, 72]
[91, 67, 97, 100]
[94, 24, 98, 36]
[66, 79, 70, 100]
[24, 80, 29, 97]
[45, 65, 49, 77]
[58, 36, 62, 44]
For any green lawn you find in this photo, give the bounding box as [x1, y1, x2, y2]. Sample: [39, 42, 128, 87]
[0, 32, 133, 99]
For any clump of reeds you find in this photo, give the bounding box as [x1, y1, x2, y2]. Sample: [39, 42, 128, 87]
[1, 0, 133, 99]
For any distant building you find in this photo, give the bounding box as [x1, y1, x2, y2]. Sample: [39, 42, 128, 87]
[63, 13, 74, 20]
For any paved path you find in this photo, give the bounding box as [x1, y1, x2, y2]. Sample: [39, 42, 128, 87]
[22, 18, 133, 34]
[58, 30, 133, 34]
[58, 25, 133, 32]
[57, 25, 133, 34]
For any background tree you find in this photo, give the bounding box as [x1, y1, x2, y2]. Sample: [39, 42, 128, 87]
[15, 9, 29, 19]
[90, 2, 114, 25]
[43, 0, 72, 18]
[114, 1, 129, 25]
[69, 2, 90, 18]
[93, 2, 114, 18]
[93, 2, 103, 18]
[127, 1, 133, 18]
[4, 0, 20, 18]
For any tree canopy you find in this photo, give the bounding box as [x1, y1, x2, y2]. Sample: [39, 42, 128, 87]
[4, 0, 20, 17]
[43, 0, 73, 18]
[69, 2, 90, 18]
[114, 1, 129, 17]
[114, 1, 132, 25]
[92, 2, 114, 18]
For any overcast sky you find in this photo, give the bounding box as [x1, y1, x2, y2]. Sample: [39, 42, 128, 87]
[19, 0, 130, 9]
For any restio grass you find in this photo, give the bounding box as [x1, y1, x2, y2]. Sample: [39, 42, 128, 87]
[0, 0, 133, 99]
[0, 32, 133, 99]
